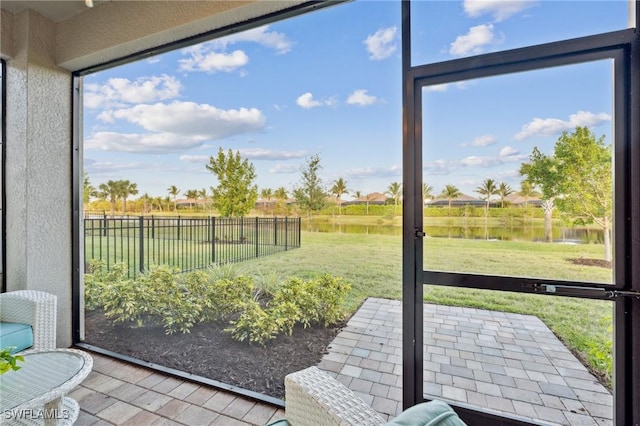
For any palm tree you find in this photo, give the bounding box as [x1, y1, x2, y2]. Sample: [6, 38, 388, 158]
[440, 184, 461, 215]
[518, 180, 536, 208]
[184, 189, 199, 209]
[330, 178, 349, 215]
[198, 188, 209, 211]
[386, 182, 402, 214]
[497, 182, 514, 208]
[168, 185, 180, 212]
[261, 188, 273, 213]
[274, 187, 288, 200]
[353, 190, 363, 199]
[140, 193, 151, 214]
[98, 180, 120, 216]
[422, 183, 434, 205]
[119, 180, 138, 213]
[475, 178, 499, 216]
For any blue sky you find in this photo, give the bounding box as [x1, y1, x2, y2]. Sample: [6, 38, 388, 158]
[83, 0, 627, 201]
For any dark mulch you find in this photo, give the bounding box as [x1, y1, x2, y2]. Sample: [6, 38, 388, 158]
[84, 310, 345, 399]
[567, 257, 612, 269]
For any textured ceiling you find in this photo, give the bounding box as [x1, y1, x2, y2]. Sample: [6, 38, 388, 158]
[0, 1, 107, 22]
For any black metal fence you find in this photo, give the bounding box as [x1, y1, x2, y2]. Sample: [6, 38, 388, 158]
[84, 214, 301, 277]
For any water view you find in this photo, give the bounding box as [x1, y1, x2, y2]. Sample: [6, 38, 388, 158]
[307, 221, 604, 243]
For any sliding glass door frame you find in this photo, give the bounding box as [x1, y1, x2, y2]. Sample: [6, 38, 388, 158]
[402, 2, 640, 424]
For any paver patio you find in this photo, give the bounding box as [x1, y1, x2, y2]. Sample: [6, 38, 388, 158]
[317, 297, 613, 425]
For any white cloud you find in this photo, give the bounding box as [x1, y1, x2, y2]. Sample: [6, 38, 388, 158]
[450, 24, 499, 56]
[425, 82, 469, 92]
[424, 159, 453, 175]
[346, 89, 378, 106]
[464, 134, 496, 147]
[269, 163, 299, 174]
[460, 156, 503, 167]
[179, 49, 249, 73]
[345, 165, 401, 179]
[463, 0, 538, 22]
[84, 75, 182, 109]
[296, 92, 335, 109]
[514, 110, 611, 141]
[179, 155, 209, 164]
[364, 27, 398, 60]
[239, 148, 307, 160]
[108, 101, 266, 139]
[85, 160, 152, 174]
[212, 26, 293, 54]
[85, 132, 206, 154]
[499, 146, 519, 157]
[178, 26, 291, 74]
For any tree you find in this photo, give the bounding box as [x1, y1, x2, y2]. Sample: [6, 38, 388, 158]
[168, 185, 180, 212]
[330, 178, 349, 215]
[274, 187, 288, 200]
[475, 178, 498, 216]
[119, 180, 138, 213]
[98, 180, 120, 215]
[386, 182, 402, 213]
[206, 148, 258, 217]
[353, 190, 363, 199]
[440, 184, 461, 215]
[184, 189, 200, 209]
[83, 172, 96, 204]
[261, 187, 273, 214]
[554, 127, 613, 261]
[520, 147, 562, 243]
[497, 182, 514, 208]
[293, 154, 326, 217]
[422, 183, 434, 205]
[518, 180, 537, 208]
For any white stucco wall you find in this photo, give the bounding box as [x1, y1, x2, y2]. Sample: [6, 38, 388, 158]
[5, 10, 73, 347]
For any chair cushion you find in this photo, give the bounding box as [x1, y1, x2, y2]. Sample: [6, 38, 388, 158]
[0, 322, 34, 353]
[386, 400, 466, 426]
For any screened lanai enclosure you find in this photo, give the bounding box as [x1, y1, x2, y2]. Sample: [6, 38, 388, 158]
[1, 1, 639, 425]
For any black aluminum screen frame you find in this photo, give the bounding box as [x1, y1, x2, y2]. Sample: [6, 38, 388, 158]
[402, 1, 640, 424]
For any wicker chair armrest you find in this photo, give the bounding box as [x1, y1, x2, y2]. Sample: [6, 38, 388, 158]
[0, 290, 57, 351]
[285, 366, 386, 426]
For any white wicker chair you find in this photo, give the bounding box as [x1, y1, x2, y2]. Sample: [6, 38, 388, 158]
[0, 290, 57, 352]
[285, 366, 387, 426]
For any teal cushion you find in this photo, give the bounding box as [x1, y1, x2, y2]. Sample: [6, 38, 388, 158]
[386, 400, 467, 426]
[265, 420, 290, 426]
[0, 322, 34, 353]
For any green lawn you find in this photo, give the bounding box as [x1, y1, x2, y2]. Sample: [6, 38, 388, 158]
[237, 231, 613, 387]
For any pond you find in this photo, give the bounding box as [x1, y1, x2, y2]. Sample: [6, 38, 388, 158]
[305, 221, 604, 243]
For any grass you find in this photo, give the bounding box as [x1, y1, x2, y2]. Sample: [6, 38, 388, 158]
[237, 231, 614, 387]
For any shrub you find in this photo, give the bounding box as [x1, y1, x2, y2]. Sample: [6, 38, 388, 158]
[85, 263, 351, 345]
[225, 300, 279, 345]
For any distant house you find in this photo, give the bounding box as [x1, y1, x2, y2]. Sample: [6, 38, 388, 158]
[175, 198, 206, 209]
[504, 194, 543, 207]
[425, 193, 485, 207]
[342, 192, 388, 206]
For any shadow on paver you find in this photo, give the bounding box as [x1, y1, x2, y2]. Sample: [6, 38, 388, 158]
[318, 297, 612, 426]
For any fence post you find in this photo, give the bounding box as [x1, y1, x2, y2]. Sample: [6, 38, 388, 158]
[285, 217, 288, 250]
[102, 211, 107, 237]
[298, 217, 301, 247]
[255, 217, 259, 258]
[210, 216, 216, 263]
[139, 216, 145, 274]
[177, 216, 181, 240]
[151, 215, 155, 239]
[274, 216, 278, 246]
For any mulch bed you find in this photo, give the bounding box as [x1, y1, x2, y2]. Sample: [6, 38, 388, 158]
[84, 310, 345, 399]
[567, 258, 612, 268]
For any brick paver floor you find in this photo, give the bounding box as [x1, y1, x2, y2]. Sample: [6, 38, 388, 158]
[74, 352, 286, 426]
[318, 297, 613, 426]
